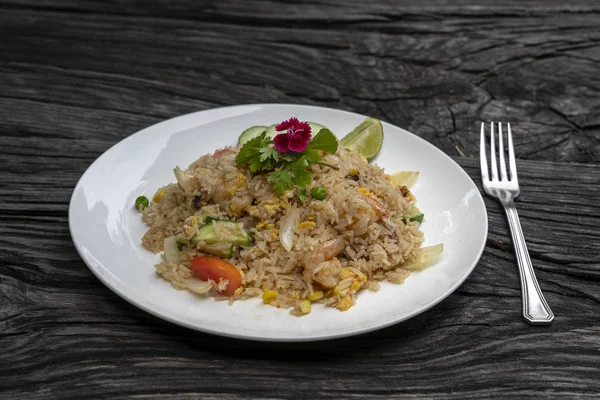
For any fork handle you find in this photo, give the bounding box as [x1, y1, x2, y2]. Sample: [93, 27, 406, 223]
[503, 200, 554, 325]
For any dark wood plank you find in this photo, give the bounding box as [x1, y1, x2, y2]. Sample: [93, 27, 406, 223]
[1, 147, 599, 400]
[1, 1, 600, 399]
[1, 0, 599, 162]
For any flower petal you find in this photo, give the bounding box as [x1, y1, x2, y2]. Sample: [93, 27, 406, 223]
[275, 120, 291, 132]
[274, 134, 291, 152]
[297, 121, 312, 141]
[288, 135, 308, 152]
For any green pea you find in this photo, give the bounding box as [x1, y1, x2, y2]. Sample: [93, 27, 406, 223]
[135, 196, 149, 210]
[310, 186, 327, 200]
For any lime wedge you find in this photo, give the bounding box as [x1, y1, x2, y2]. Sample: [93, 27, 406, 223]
[339, 118, 383, 159]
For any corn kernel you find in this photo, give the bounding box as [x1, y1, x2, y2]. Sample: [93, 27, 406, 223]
[265, 223, 275, 229]
[349, 168, 358, 176]
[153, 189, 166, 203]
[351, 281, 362, 292]
[270, 232, 278, 240]
[307, 291, 324, 301]
[256, 222, 265, 230]
[333, 285, 349, 297]
[336, 296, 353, 311]
[262, 290, 278, 304]
[298, 300, 311, 315]
[297, 221, 316, 232]
[307, 214, 315, 221]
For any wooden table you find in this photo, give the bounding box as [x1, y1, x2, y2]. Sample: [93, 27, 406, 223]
[2, 1, 599, 398]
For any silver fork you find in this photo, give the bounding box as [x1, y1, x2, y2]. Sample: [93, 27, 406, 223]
[480, 122, 554, 325]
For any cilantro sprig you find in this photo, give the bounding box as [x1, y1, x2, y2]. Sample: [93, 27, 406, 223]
[235, 128, 339, 199]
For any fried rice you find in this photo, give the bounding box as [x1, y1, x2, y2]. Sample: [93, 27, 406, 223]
[141, 147, 424, 315]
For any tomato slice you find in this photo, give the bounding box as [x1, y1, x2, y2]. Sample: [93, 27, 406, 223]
[190, 257, 242, 296]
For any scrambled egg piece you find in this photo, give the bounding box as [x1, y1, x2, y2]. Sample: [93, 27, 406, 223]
[297, 221, 316, 232]
[263, 202, 283, 217]
[183, 215, 202, 236]
[357, 187, 377, 199]
[336, 296, 353, 311]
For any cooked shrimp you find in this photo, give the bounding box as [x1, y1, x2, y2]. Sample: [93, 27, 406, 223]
[213, 148, 232, 159]
[314, 258, 342, 289]
[323, 237, 345, 259]
[302, 237, 346, 283]
[359, 194, 388, 219]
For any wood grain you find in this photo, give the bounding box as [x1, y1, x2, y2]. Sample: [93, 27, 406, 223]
[1, 0, 600, 399]
[1, 0, 600, 162]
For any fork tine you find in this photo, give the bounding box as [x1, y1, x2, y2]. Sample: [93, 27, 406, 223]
[480, 122, 488, 181]
[489, 122, 498, 181]
[498, 122, 508, 181]
[507, 123, 518, 183]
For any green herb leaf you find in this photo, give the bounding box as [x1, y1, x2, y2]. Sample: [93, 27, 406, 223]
[237, 122, 338, 201]
[258, 146, 282, 171]
[235, 133, 271, 173]
[308, 128, 338, 154]
[259, 146, 280, 163]
[280, 152, 299, 163]
[248, 158, 264, 173]
[267, 169, 294, 196]
[297, 187, 307, 203]
[289, 158, 312, 187]
[303, 149, 322, 163]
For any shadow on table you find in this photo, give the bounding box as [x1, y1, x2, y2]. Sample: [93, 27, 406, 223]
[123, 295, 463, 362]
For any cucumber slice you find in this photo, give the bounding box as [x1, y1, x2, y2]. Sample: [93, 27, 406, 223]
[409, 212, 424, 223]
[201, 242, 234, 259]
[307, 122, 328, 136]
[238, 125, 268, 145]
[190, 220, 252, 247]
[263, 124, 278, 139]
[263, 122, 330, 140]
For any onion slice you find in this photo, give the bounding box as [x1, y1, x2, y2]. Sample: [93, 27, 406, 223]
[163, 235, 180, 264]
[174, 166, 191, 192]
[390, 171, 419, 189]
[400, 243, 444, 271]
[280, 203, 298, 252]
[183, 278, 212, 294]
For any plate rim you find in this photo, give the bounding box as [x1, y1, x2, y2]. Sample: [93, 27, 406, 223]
[69, 103, 488, 342]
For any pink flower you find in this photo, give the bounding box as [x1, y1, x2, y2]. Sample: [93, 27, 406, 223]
[273, 117, 312, 153]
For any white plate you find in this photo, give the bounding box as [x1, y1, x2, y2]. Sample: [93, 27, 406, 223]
[69, 104, 487, 342]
